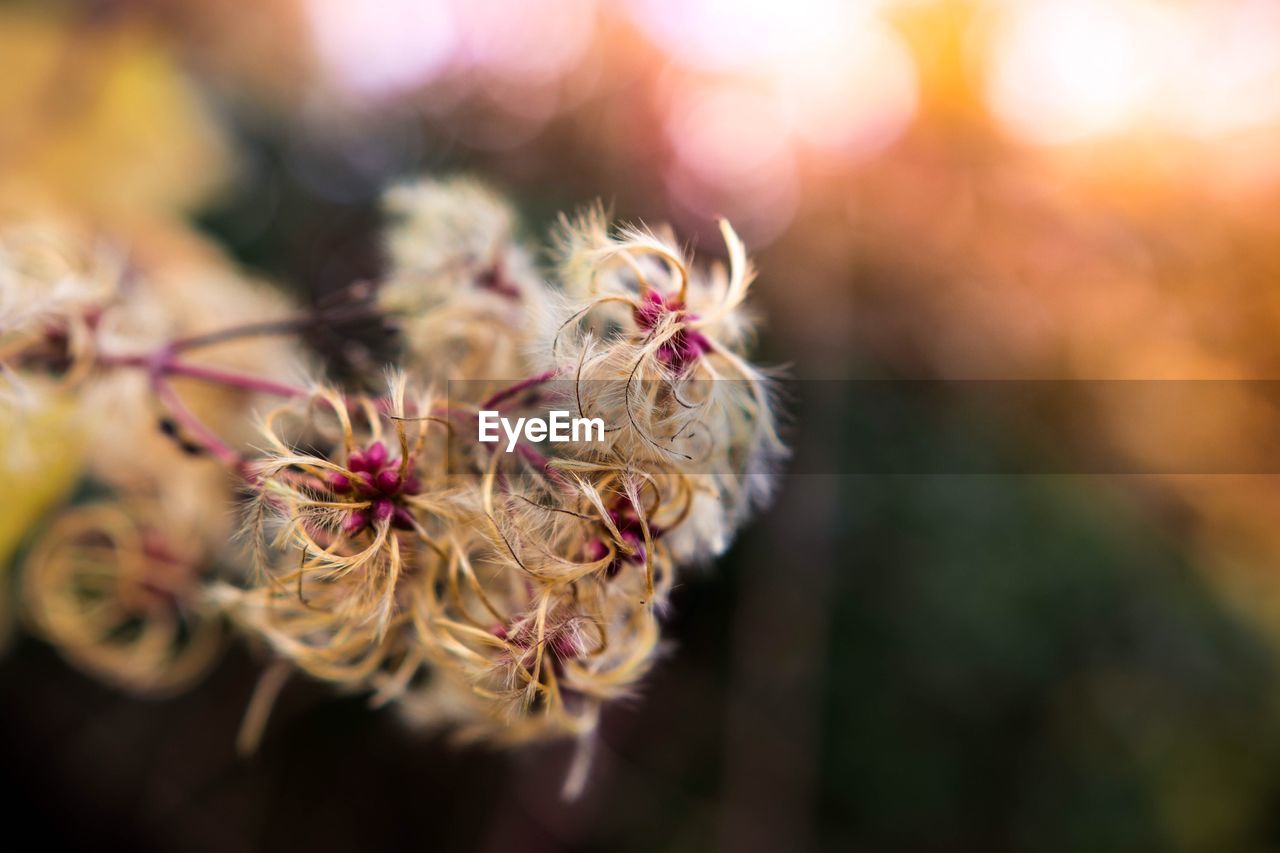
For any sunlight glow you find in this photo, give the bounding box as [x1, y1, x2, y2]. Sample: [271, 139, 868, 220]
[985, 0, 1154, 144]
[986, 0, 1280, 146]
[306, 0, 457, 96]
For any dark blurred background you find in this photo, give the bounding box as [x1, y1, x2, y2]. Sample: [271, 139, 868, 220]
[8, 0, 1280, 850]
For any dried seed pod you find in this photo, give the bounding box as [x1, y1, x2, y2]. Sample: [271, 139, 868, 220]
[222, 374, 462, 690]
[22, 501, 224, 696]
[379, 177, 553, 381]
[539, 213, 785, 553]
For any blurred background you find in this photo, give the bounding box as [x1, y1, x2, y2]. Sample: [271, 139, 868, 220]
[8, 0, 1280, 849]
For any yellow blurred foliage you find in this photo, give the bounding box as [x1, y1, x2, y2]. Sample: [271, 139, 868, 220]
[0, 392, 84, 646]
[0, 393, 84, 560]
[0, 6, 230, 216]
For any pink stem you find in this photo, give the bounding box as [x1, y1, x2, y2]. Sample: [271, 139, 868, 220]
[481, 369, 560, 410]
[99, 352, 309, 399]
[162, 360, 310, 399]
[151, 375, 243, 469]
[101, 343, 569, 486]
[98, 350, 300, 479]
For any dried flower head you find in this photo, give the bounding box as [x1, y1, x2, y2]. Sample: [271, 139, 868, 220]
[0, 221, 124, 384]
[1, 215, 308, 519]
[403, 463, 672, 739]
[379, 177, 552, 380]
[22, 501, 224, 696]
[539, 212, 786, 555]
[219, 374, 461, 690]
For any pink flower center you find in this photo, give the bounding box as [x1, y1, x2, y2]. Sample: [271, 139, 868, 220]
[632, 289, 711, 373]
[582, 497, 665, 578]
[328, 440, 420, 533]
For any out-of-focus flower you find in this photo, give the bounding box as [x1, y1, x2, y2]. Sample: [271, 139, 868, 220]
[0, 205, 311, 695]
[0, 213, 310, 543]
[22, 501, 224, 696]
[378, 177, 552, 381]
